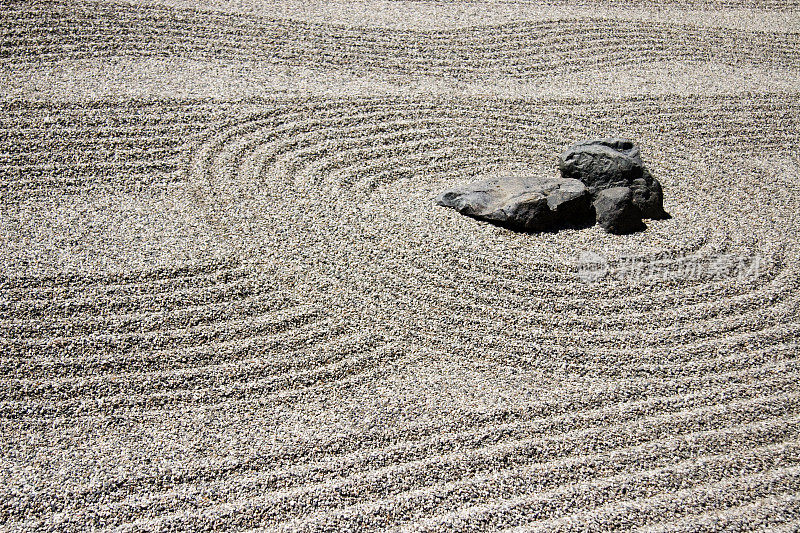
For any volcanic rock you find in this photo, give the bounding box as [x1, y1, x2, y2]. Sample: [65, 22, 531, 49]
[559, 138, 668, 219]
[435, 175, 592, 232]
[593, 186, 645, 234]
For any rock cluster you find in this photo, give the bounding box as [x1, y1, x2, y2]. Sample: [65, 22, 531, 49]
[436, 138, 668, 234]
[559, 138, 668, 221]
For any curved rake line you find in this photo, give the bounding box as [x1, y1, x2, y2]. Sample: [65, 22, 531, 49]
[19, 372, 799, 526]
[34, 419, 800, 531]
[104, 400, 800, 532]
[280, 435, 800, 533]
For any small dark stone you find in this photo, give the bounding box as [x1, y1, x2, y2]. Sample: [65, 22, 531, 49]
[435, 175, 592, 232]
[559, 138, 668, 219]
[593, 187, 645, 234]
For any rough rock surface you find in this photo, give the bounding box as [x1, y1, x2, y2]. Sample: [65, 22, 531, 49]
[593, 186, 645, 234]
[435, 175, 593, 232]
[559, 138, 668, 219]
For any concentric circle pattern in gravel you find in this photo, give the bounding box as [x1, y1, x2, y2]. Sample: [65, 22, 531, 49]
[2, 1, 800, 531]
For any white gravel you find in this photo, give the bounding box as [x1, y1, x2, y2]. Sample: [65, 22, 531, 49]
[1, 0, 799, 531]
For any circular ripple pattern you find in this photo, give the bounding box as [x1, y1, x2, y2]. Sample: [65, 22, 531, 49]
[3, 1, 800, 530]
[187, 95, 800, 374]
[3, 93, 800, 532]
[57, 94, 788, 531]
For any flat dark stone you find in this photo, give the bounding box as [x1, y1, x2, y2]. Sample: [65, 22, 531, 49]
[559, 138, 668, 219]
[435, 175, 593, 232]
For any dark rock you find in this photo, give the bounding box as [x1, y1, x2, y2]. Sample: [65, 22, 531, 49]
[559, 138, 668, 219]
[435, 175, 593, 232]
[593, 186, 645, 234]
